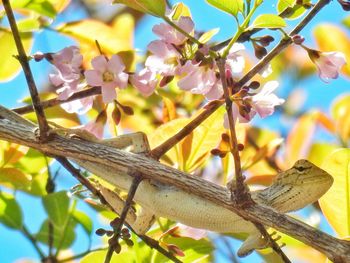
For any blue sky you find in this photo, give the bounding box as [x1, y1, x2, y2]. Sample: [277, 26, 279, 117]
[0, 1, 349, 262]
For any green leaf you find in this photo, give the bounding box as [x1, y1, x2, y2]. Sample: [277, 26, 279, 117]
[170, 2, 192, 20]
[15, 148, 49, 196]
[0, 192, 23, 229]
[251, 14, 286, 29]
[206, 0, 243, 16]
[319, 148, 350, 237]
[17, 17, 41, 32]
[11, 0, 57, 18]
[277, 0, 308, 20]
[112, 0, 166, 17]
[153, 237, 213, 263]
[343, 15, 350, 29]
[42, 191, 70, 227]
[0, 30, 33, 82]
[35, 218, 76, 249]
[72, 210, 93, 236]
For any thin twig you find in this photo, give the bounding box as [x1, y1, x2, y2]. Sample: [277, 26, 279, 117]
[150, 0, 330, 160]
[253, 224, 291, 263]
[150, 100, 224, 159]
[217, 58, 291, 263]
[21, 225, 46, 259]
[138, 235, 183, 263]
[3, 0, 50, 140]
[55, 157, 181, 263]
[216, 58, 249, 204]
[13, 86, 101, 115]
[104, 175, 142, 263]
[237, 0, 331, 87]
[219, 236, 240, 263]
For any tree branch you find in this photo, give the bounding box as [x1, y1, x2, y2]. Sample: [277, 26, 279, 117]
[3, 0, 50, 140]
[0, 117, 349, 262]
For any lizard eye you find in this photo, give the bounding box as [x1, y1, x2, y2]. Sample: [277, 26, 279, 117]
[295, 166, 306, 172]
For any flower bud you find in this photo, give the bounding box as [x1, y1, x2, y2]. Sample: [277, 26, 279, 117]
[256, 35, 274, 47]
[292, 34, 305, 45]
[253, 42, 267, 59]
[338, 0, 350, 10]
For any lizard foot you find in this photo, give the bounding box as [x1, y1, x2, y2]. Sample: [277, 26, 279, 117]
[237, 232, 269, 257]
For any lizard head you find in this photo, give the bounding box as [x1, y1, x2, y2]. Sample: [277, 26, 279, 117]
[257, 159, 333, 213]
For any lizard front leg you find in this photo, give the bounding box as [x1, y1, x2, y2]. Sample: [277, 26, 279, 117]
[99, 185, 155, 234]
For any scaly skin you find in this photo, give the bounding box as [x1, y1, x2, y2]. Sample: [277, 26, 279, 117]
[76, 158, 333, 235]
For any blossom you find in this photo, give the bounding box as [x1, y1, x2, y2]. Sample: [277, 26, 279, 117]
[152, 16, 194, 45]
[177, 61, 216, 96]
[49, 46, 83, 98]
[82, 111, 107, 139]
[84, 55, 128, 103]
[58, 83, 93, 114]
[251, 81, 285, 118]
[225, 43, 245, 76]
[223, 102, 255, 128]
[307, 49, 346, 82]
[145, 40, 181, 76]
[130, 68, 158, 97]
[223, 81, 284, 128]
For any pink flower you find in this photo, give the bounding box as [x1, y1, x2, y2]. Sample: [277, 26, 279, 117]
[59, 83, 93, 114]
[61, 96, 94, 115]
[175, 224, 207, 240]
[223, 103, 255, 128]
[223, 81, 284, 128]
[177, 61, 223, 100]
[50, 46, 82, 74]
[84, 55, 128, 103]
[82, 111, 107, 139]
[49, 46, 83, 98]
[130, 68, 158, 97]
[145, 40, 181, 76]
[153, 16, 194, 45]
[251, 81, 285, 118]
[307, 49, 346, 82]
[225, 43, 245, 76]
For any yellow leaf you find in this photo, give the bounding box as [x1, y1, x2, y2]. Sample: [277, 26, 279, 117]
[314, 24, 350, 77]
[331, 94, 350, 143]
[0, 30, 33, 82]
[319, 148, 350, 237]
[0, 167, 32, 189]
[57, 18, 134, 67]
[2, 143, 29, 166]
[149, 107, 225, 172]
[285, 111, 318, 167]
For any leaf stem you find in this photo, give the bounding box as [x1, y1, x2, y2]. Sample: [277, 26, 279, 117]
[21, 225, 46, 259]
[221, 0, 259, 58]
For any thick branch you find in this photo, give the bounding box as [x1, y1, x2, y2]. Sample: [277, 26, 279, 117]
[0, 118, 349, 262]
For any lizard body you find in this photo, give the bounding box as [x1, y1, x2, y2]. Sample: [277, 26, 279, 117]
[73, 133, 333, 256]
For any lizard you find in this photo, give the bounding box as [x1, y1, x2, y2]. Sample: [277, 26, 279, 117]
[0, 105, 334, 257]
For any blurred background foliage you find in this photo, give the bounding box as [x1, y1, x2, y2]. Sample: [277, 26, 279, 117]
[0, 0, 350, 262]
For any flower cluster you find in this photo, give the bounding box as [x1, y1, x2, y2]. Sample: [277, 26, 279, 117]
[42, 14, 346, 129]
